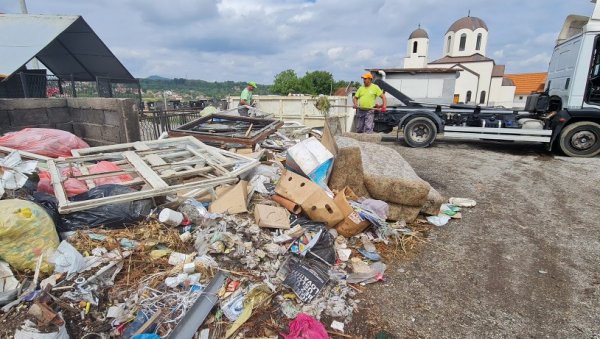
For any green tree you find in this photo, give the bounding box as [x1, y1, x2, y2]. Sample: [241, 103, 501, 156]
[301, 71, 334, 95]
[271, 69, 302, 95]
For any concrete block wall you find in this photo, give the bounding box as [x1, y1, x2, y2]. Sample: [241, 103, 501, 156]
[68, 98, 140, 146]
[0, 98, 74, 133]
[0, 98, 141, 146]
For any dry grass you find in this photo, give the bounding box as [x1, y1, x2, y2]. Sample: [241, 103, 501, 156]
[67, 220, 197, 294]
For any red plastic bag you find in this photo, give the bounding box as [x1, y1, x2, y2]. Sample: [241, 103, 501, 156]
[37, 161, 133, 197]
[38, 168, 88, 198]
[89, 161, 134, 186]
[0, 128, 89, 158]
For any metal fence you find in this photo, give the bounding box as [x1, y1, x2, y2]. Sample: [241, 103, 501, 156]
[0, 72, 142, 102]
[139, 108, 205, 141]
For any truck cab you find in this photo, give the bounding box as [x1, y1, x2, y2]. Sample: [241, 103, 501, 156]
[528, 0, 600, 156]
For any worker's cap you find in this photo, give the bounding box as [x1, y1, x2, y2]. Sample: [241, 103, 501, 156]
[248, 81, 258, 88]
[361, 72, 373, 79]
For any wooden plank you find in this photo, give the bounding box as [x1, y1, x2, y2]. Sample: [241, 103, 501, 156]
[441, 132, 550, 143]
[54, 136, 260, 214]
[76, 164, 97, 189]
[145, 154, 167, 167]
[186, 146, 229, 175]
[443, 126, 552, 136]
[122, 151, 169, 189]
[133, 308, 163, 335]
[0, 146, 52, 161]
[46, 160, 69, 207]
[72, 136, 201, 156]
[58, 176, 239, 214]
[132, 142, 151, 151]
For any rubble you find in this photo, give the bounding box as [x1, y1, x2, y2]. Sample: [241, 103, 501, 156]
[0, 122, 476, 338]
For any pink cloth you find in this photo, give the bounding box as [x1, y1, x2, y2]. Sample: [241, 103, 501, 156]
[283, 313, 329, 339]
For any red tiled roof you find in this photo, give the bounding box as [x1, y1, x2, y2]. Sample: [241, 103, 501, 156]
[504, 72, 547, 95]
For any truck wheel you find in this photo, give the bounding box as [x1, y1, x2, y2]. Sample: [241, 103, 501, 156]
[403, 117, 437, 148]
[559, 121, 600, 157]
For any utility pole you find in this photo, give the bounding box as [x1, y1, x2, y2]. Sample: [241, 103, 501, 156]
[19, 0, 41, 70]
[19, 0, 28, 14]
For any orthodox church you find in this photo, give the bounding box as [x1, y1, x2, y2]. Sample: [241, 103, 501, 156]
[402, 16, 516, 107]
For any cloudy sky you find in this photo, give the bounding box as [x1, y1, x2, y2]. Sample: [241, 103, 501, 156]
[1, 0, 595, 83]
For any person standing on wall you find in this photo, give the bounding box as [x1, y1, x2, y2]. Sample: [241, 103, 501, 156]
[238, 81, 257, 116]
[352, 72, 386, 133]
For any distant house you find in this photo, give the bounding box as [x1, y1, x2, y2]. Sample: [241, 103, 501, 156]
[504, 72, 547, 109]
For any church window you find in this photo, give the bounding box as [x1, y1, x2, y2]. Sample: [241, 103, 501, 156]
[466, 91, 472, 102]
[459, 34, 467, 51]
[413, 41, 418, 54]
[476, 33, 482, 50]
[447, 36, 452, 53]
[480, 91, 486, 104]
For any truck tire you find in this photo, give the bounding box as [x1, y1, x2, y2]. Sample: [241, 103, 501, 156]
[558, 121, 600, 157]
[403, 117, 437, 148]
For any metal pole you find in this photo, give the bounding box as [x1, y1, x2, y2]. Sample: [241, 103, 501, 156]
[19, 0, 28, 14]
[19, 0, 41, 70]
[70, 74, 76, 97]
[19, 72, 29, 98]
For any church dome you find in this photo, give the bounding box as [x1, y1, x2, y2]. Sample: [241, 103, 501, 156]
[446, 16, 488, 33]
[409, 27, 429, 39]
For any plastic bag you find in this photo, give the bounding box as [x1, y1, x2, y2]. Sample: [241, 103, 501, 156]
[89, 161, 134, 186]
[290, 216, 336, 265]
[283, 313, 328, 339]
[33, 185, 153, 232]
[0, 128, 89, 158]
[283, 256, 329, 303]
[37, 161, 133, 197]
[38, 167, 88, 198]
[0, 199, 59, 273]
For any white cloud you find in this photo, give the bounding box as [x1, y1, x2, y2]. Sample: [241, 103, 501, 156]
[327, 47, 346, 60]
[0, 0, 595, 82]
[356, 49, 374, 61]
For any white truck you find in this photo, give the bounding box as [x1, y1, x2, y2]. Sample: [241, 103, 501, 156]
[374, 1, 600, 157]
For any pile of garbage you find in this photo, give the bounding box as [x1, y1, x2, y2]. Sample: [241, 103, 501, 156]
[0, 125, 475, 338]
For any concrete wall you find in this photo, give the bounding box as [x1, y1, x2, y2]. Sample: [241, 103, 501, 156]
[226, 95, 354, 132]
[0, 98, 140, 146]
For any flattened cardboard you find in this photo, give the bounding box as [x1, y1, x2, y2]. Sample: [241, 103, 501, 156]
[208, 180, 248, 214]
[333, 186, 371, 237]
[254, 204, 291, 229]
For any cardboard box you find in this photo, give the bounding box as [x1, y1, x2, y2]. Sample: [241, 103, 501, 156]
[333, 186, 371, 237]
[285, 137, 334, 189]
[208, 180, 248, 214]
[254, 204, 291, 229]
[275, 170, 344, 227]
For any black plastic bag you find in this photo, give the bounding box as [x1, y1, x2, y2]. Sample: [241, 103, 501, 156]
[282, 256, 329, 303]
[33, 184, 153, 232]
[290, 216, 336, 265]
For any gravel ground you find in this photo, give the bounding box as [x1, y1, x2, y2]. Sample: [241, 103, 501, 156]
[360, 138, 600, 338]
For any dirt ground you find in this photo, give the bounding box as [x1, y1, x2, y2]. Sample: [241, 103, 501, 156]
[358, 138, 600, 338]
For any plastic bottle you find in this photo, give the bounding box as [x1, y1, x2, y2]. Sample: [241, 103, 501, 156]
[178, 199, 209, 225]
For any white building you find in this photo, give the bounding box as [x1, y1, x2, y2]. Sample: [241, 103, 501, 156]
[400, 16, 516, 107]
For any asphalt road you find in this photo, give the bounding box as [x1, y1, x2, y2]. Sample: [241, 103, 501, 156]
[359, 139, 600, 338]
